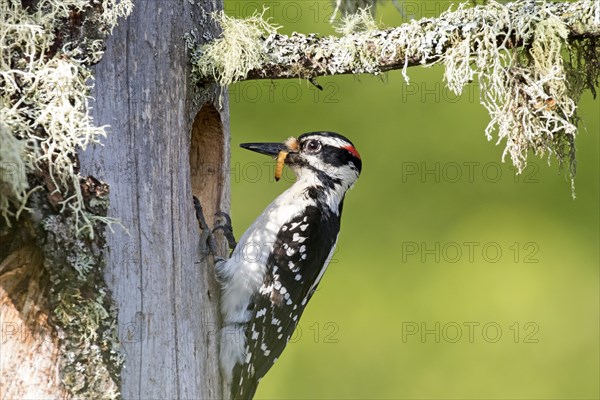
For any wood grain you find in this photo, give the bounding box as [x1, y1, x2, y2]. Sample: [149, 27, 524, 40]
[80, 1, 229, 397]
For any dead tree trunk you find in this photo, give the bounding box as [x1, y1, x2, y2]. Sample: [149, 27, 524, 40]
[80, 1, 228, 398]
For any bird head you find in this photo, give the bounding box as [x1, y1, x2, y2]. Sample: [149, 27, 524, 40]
[240, 131, 362, 190]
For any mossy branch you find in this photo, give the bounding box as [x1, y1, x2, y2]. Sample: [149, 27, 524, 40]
[193, 0, 599, 193]
[194, 1, 598, 83]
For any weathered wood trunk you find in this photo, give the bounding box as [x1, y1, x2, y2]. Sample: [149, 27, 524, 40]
[80, 0, 229, 398]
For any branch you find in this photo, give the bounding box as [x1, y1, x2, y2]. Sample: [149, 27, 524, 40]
[192, 0, 599, 84]
[192, 0, 599, 195]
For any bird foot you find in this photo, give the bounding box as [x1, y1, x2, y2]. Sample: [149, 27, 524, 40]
[193, 196, 237, 261]
[193, 196, 219, 259]
[213, 211, 237, 251]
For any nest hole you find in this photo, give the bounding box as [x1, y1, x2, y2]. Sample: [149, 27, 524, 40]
[190, 104, 225, 227]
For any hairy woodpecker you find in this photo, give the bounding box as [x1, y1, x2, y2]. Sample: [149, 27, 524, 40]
[216, 131, 362, 399]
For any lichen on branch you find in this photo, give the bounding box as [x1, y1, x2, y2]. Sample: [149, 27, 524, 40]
[192, 0, 599, 191]
[190, 8, 280, 87]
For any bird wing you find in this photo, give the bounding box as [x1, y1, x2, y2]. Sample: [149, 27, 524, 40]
[230, 205, 340, 399]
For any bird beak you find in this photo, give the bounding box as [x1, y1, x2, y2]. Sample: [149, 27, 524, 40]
[241, 138, 300, 181]
[239, 142, 288, 157]
[240, 137, 299, 156]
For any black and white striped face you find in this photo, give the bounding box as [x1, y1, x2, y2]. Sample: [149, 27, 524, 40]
[241, 131, 362, 189]
[290, 132, 362, 187]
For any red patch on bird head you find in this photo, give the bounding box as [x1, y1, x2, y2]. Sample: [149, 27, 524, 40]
[343, 145, 361, 160]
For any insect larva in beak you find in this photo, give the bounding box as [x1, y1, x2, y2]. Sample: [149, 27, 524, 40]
[275, 151, 288, 181]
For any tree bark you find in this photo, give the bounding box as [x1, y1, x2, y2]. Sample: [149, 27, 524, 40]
[0, 236, 68, 398]
[2, 1, 132, 398]
[80, 1, 228, 398]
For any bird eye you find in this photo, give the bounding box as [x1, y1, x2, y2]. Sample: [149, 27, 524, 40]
[304, 139, 322, 153]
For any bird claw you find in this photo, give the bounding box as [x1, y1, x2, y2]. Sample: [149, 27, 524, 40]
[213, 211, 237, 251]
[193, 196, 237, 262]
[193, 196, 219, 259]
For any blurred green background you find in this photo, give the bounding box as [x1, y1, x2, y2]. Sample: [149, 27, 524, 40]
[225, 1, 599, 398]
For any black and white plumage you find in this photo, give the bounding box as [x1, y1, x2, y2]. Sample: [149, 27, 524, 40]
[216, 132, 362, 400]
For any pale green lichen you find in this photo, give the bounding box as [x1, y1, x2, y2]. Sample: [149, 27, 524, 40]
[331, 0, 380, 22]
[437, 2, 596, 195]
[335, 6, 380, 35]
[333, 8, 382, 74]
[0, 121, 39, 223]
[194, 1, 598, 194]
[40, 207, 123, 399]
[1, 0, 132, 398]
[191, 9, 280, 87]
[100, 0, 135, 30]
[0, 0, 132, 236]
